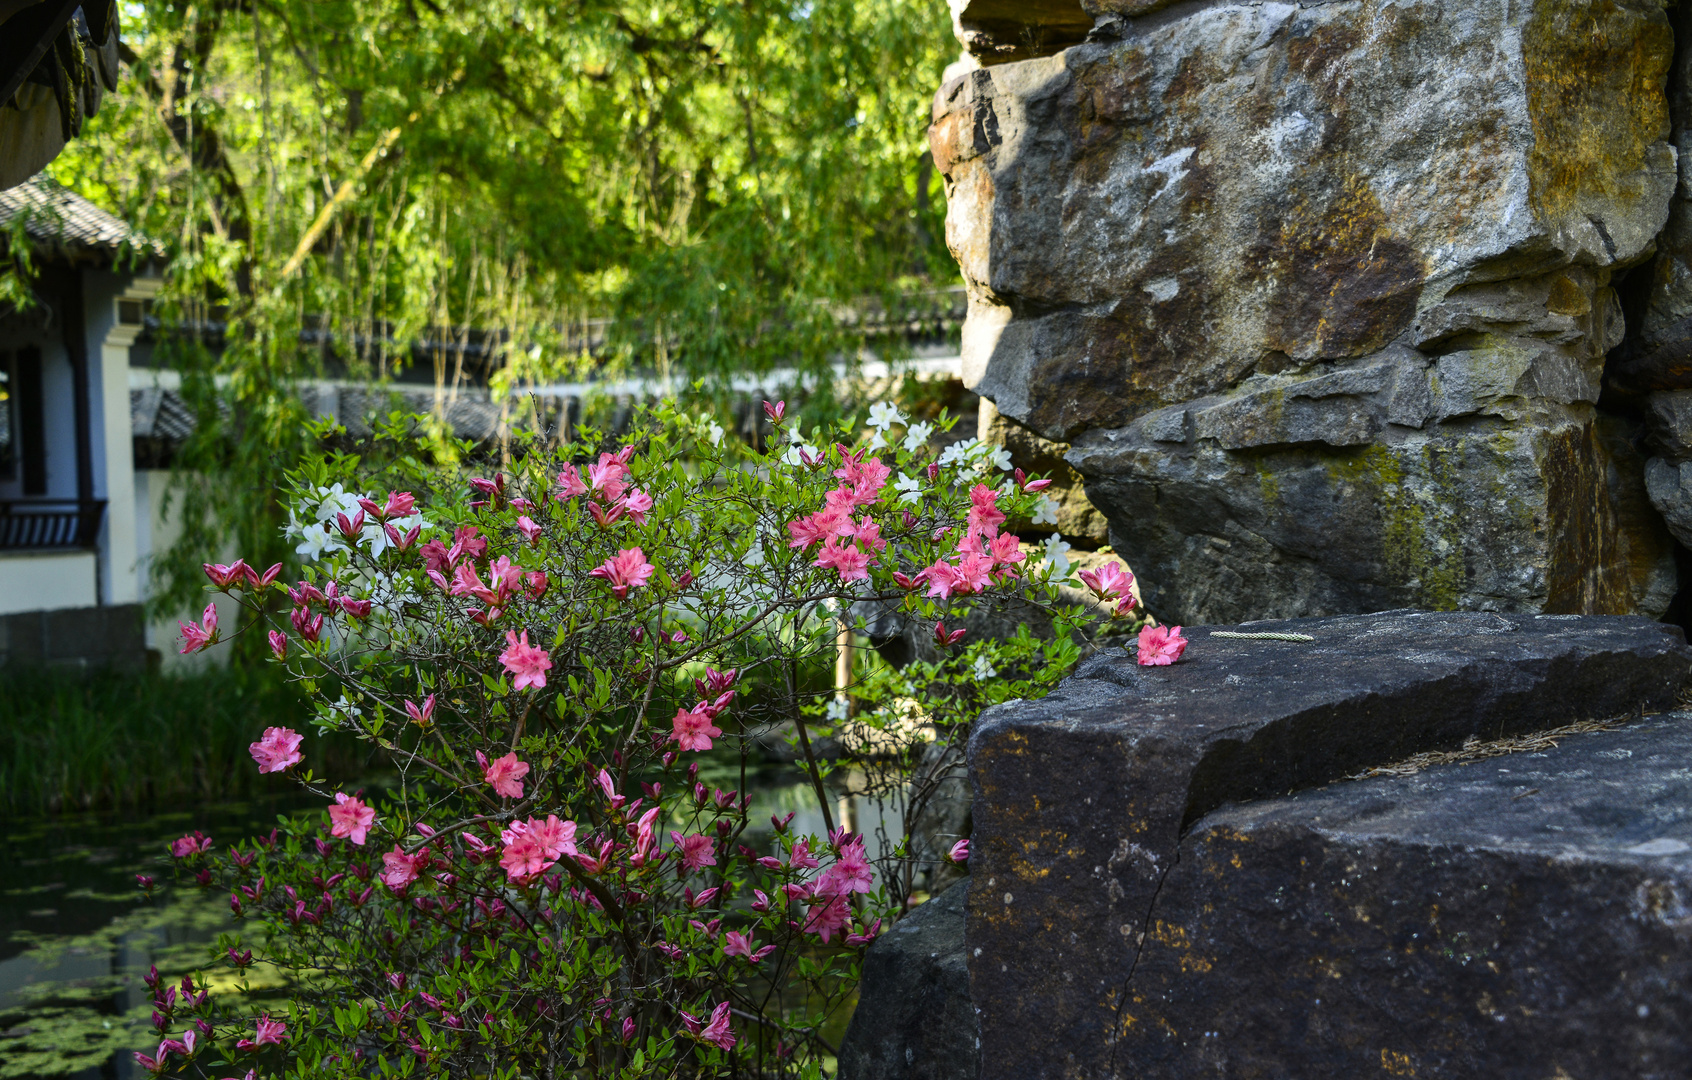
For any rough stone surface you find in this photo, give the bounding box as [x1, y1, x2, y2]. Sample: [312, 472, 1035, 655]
[931, 0, 1683, 623]
[966, 611, 1691, 1080]
[979, 399, 1110, 543]
[1126, 715, 1692, 1079]
[837, 880, 978, 1080]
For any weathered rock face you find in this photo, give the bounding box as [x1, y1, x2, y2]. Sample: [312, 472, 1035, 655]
[965, 611, 1692, 1079]
[933, 0, 1685, 623]
[837, 880, 979, 1080]
[1123, 714, 1692, 1079]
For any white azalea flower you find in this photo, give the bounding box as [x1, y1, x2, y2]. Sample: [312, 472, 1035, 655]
[867, 401, 905, 431]
[1042, 532, 1072, 576]
[313, 483, 363, 523]
[937, 439, 975, 467]
[866, 430, 888, 452]
[989, 446, 1014, 471]
[902, 422, 934, 453]
[1032, 496, 1061, 526]
[895, 472, 923, 505]
[825, 696, 850, 722]
[295, 522, 346, 561]
[705, 420, 725, 446]
[972, 655, 997, 680]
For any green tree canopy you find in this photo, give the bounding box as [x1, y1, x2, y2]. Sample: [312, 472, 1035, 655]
[38, 0, 958, 619]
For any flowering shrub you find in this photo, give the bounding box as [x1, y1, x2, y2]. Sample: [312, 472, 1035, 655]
[155, 401, 1149, 1078]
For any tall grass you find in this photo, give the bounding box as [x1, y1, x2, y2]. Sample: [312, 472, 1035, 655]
[0, 664, 366, 816]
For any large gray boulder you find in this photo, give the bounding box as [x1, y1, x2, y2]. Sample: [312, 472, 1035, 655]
[966, 611, 1691, 1079]
[837, 879, 978, 1080]
[932, 0, 1683, 623]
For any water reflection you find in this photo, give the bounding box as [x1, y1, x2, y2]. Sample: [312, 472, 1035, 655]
[0, 799, 318, 1080]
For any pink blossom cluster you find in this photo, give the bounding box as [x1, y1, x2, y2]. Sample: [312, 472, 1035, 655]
[556, 447, 655, 528]
[786, 446, 893, 582]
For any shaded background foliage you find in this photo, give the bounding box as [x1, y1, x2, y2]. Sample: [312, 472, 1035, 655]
[36, 0, 957, 622]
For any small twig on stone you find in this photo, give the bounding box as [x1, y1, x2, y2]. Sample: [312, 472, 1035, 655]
[1208, 631, 1315, 642]
[1347, 714, 1634, 781]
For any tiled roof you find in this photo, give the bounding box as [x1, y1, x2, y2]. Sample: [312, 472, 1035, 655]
[0, 174, 154, 258]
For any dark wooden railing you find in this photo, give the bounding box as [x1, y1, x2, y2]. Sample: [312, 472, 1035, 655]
[0, 499, 106, 550]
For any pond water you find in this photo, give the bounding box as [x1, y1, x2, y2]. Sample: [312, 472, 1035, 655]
[0, 772, 898, 1079]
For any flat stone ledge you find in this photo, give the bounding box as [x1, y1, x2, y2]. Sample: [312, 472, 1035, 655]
[1127, 714, 1692, 1078]
[966, 611, 1692, 1080]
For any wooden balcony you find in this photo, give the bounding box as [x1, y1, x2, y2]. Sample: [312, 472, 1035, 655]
[0, 499, 105, 550]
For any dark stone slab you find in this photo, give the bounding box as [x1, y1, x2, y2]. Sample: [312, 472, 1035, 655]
[838, 879, 978, 1080]
[965, 611, 1691, 1080]
[1128, 715, 1692, 1079]
[0, 604, 147, 671]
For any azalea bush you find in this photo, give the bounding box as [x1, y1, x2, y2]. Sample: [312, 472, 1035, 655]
[148, 400, 1167, 1079]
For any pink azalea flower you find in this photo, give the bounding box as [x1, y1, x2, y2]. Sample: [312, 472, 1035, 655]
[487, 556, 523, 602]
[330, 793, 376, 845]
[525, 569, 549, 599]
[203, 560, 249, 589]
[921, 558, 961, 599]
[555, 467, 589, 499]
[586, 456, 629, 502]
[252, 1014, 287, 1046]
[133, 1041, 173, 1074]
[177, 601, 219, 654]
[1078, 562, 1135, 601]
[947, 839, 970, 864]
[803, 894, 853, 943]
[787, 838, 820, 869]
[852, 516, 887, 552]
[515, 515, 542, 545]
[249, 727, 303, 773]
[620, 487, 654, 524]
[817, 840, 874, 896]
[235, 1014, 287, 1051]
[450, 562, 494, 603]
[589, 547, 655, 599]
[1137, 624, 1188, 667]
[833, 446, 891, 506]
[170, 832, 212, 858]
[966, 483, 1006, 538]
[932, 622, 966, 647]
[952, 552, 994, 594]
[699, 1002, 736, 1051]
[405, 695, 436, 726]
[763, 399, 785, 422]
[671, 706, 723, 752]
[670, 831, 718, 871]
[785, 506, 850, 549]
[814, 537, 872, 582]
[722, 930, 754, 958]
[499, 630, 552, 691]
[267, 630, 288, 660]
[380, 846, 427, 890]
[628, 806, 661, 867]
[477, 750, 530, 798]
[500, 816, 577, 881]
[988, 533, 1026, 571]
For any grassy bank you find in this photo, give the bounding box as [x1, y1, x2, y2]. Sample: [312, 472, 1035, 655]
[0, 664, 365, 816]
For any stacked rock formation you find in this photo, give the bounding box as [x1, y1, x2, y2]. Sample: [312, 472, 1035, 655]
[838, 611, 1692, 1080]
[936, 0, 1692, 625]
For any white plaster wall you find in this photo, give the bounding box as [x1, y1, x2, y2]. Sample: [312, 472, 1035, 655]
[84, 267, 140, 605]
[135, 468, 236, 668]
[0, 550, 97, 614]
